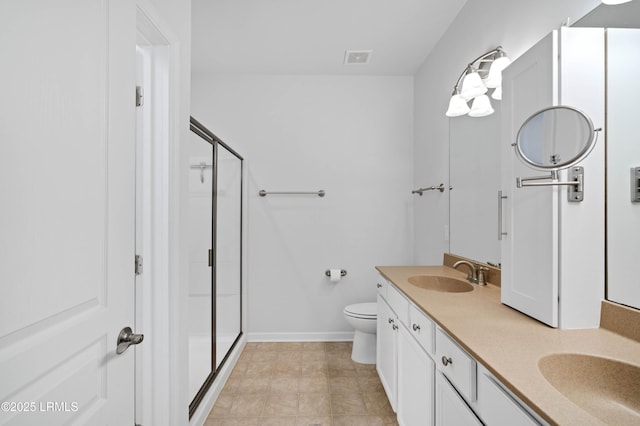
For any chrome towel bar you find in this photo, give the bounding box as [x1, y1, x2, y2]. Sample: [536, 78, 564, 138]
[259, 190, 325, 197]
[412, 184, 445, 195]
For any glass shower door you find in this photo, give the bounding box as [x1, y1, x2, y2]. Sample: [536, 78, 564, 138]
[188, 117, 243, 418]
[187, 128, 213, 403]
[215, 145, 242, 368]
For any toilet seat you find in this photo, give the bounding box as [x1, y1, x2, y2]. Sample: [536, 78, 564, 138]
[344, 302, 377, 319]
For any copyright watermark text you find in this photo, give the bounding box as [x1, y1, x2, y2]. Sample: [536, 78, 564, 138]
[1, 401, 79, 413]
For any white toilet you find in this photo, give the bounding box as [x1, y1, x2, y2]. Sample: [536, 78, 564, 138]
[343, 302, 377, 364]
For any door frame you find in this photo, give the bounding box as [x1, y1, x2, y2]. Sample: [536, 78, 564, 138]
[135, 2, 183, 425]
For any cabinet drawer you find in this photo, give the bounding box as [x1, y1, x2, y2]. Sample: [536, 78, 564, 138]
[376, 275, 388, 298]
[387, 284, 409, 326]
[409, 304, 435, 355]
[435, 328, 476, 402]
[478, 371, 540, 426]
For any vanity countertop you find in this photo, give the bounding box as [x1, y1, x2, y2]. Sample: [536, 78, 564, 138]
[376, 265, 640, 426]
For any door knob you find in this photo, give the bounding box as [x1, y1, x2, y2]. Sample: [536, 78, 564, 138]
[116, 326, 144, 354]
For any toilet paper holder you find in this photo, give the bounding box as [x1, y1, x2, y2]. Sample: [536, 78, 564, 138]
[325, 269, 347, 277]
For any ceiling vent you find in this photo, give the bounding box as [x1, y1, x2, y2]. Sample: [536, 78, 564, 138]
[344, 50, 373, 65]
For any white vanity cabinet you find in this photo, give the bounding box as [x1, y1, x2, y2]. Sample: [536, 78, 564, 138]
[377, 277, 545, 426]
[500, 26, 605, 328]
[378, 278, 433, 420]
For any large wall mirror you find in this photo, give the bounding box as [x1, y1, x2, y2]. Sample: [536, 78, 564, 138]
[575, 2, 640, 311]
[449, 114, 501, 265]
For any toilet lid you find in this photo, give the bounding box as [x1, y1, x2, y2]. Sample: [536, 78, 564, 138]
[344, 302, 377, 318]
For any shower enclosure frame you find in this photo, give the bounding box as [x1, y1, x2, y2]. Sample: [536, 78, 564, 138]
[188, 116, 244, 418]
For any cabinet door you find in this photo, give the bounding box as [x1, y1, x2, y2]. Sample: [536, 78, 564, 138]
[377, 294, 398, 411]
[500, 30, 559, 327]
[397, 324, 434, 426]
[435, 372, 482, 426]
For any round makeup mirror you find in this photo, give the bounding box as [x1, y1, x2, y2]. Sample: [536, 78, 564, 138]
[514, 106, 597, 171]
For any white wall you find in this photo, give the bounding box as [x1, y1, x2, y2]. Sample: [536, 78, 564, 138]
[413, 0, 600, 264]
[192, 74, 414, 340]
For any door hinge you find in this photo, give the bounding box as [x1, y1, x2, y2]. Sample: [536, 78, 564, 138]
[208, 249, 213, 267]
[136, 85, 144, 107]
[135, 254, 143, 275]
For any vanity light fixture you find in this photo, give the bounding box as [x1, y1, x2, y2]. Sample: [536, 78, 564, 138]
[445, 46, 511, 118]
[601, 0, 633, 4]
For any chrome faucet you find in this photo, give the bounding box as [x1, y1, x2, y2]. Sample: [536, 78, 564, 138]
[453, 260, 478, 284]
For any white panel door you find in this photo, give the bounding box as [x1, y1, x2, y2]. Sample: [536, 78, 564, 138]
[500, 31, 559, 327]
[0, 1, 136, 425]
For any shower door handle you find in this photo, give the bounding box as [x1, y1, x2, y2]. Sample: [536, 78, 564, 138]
[116, 326, 144, 354]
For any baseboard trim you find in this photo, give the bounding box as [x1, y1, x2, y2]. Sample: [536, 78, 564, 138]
[246, 331, 354, 342]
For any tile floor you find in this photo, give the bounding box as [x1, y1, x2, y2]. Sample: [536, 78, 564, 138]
[205, 342, 398, 426]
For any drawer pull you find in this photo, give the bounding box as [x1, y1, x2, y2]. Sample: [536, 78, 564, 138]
[388, 318, 394, 324]
[412, 323, 421, 331]
[377, 283, 382, 288]
[441, 356, 453, 366]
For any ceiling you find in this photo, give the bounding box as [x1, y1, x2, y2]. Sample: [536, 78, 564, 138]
[191, 0, 468, 75]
